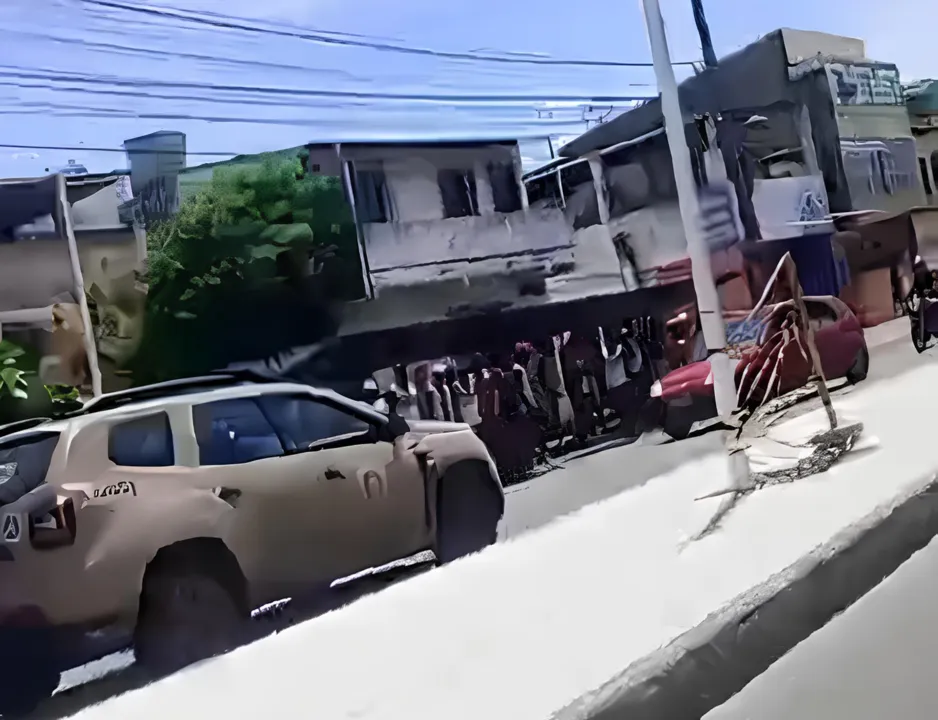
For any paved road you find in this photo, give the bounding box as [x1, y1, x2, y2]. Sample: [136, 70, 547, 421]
[705, 533, 938, 720]
[26, 326, 928, 719]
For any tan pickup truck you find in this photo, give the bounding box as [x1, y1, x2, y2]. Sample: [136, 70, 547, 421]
[0, 374, 503, 714]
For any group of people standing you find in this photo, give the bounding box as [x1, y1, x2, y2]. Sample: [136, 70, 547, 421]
[377, 317, 670, 483]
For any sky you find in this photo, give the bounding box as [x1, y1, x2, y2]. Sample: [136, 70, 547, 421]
[0, 0, 931, 178]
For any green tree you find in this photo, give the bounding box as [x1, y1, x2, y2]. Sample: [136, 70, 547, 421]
[0, 339, 82, 423]
[131, 151, 364, 383]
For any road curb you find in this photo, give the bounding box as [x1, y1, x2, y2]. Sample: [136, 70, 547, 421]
[553, 471, 938, 720]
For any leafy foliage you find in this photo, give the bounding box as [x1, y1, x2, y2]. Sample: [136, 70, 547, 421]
[0, 340, 29, 400]
[0, 339, 82, 423]
[131, 151, 364, 383]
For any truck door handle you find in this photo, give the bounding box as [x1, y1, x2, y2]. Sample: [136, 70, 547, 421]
[324, 468, 345, 480]
[216, 487, 242, 506]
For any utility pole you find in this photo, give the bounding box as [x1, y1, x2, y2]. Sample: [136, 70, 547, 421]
[638, 0, 736, 420]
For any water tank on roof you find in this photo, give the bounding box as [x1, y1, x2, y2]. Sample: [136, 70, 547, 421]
[59, 159, 89, 176]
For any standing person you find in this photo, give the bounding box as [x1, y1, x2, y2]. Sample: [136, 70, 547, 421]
[443, 364, 466, 424]
[432, 365, 454, 422]
[562, 333, 601, 444]
[599, 325, 633, 433]
[644, 316, 669, 380]
[523, 341, 553, 426]
[412, 362, 443, 421]
[511, 344, 538, 412]
[547, 334, 574, 433]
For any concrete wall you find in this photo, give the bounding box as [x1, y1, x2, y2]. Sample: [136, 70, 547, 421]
[0, 231, 138, 313]
[69, 183, 124, 228]
[837, 106, 926, 213]
[607, 202, 686, 276]
[837, 105, 917, 142]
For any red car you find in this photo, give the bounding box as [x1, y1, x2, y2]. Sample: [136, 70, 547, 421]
[647, 295, 869, 440]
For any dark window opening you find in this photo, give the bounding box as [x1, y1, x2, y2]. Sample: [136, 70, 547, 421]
[931, 151, 938, 196]
[559, 160, 601, 229]
[352, 166, 390, 223]
[438, 169, 479, 218]
[487, 162, 522, 214]
[920, 157, 933, 196]
[108, 413, 174, 467]
[525, 173, 564, 209]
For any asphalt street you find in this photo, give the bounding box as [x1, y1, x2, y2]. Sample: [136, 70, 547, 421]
[25, 324, 932, 720]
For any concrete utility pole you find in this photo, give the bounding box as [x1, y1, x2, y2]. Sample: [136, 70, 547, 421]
[638, 0, 736, 420]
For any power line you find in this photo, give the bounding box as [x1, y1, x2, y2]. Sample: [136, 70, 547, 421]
[0, 136, 573, 157]
[2, 27, 368, 83]
[0, 67, 656, 105]
[83, 0, 700, 68]
[0, 143, 236, 156]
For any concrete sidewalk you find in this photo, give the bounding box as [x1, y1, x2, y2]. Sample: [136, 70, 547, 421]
[68, 339, 938, 720]
[706, 532, 938, 720]
[862, 317, 909, 350]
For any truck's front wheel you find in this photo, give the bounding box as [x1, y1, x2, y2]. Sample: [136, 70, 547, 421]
[0, 627, 61, 716]
[134, 551, 249, 677]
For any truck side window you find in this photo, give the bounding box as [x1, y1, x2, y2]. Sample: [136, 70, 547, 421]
[257, 394, 371, 450]
[108, 413, 175, 467]
[192, 398, 285, 466]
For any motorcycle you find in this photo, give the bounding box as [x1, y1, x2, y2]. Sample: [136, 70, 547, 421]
[905, 256, 938, 354]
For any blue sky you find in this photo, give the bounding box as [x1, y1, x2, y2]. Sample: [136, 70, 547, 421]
[0, 0, 930, 178]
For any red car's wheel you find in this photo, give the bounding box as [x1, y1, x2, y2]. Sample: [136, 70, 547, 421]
[845, 346, 870, 383]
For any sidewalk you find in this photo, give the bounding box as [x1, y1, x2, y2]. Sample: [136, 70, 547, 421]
[862, 316, 909, 350]
[706, 532, 938, 720]
[70, 345, 938, 720]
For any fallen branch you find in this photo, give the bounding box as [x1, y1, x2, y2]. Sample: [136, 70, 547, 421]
[691, 422, 863, 513]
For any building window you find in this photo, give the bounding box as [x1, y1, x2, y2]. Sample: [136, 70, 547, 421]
[931, 151, 938, 196]
[487, 162, 522, 214]
[352, 166, 390, 223]
[108, 413, 175, 467]
[438, 169, 479, 218]
[920, 157, 934, 196]
[560, 160, 601, 230]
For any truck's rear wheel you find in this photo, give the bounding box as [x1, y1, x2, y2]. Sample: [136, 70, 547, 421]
[435, 461, 503, 564]
[0, 627, 61, 716]
[135, 551, 248, 676]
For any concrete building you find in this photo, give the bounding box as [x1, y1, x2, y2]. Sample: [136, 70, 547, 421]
[304, 140, 627, 336]
[524, 28, 924, 322]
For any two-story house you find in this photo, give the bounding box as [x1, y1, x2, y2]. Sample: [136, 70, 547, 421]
[306, 140, 630, 340]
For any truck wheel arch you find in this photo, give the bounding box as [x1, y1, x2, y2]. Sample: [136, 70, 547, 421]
[140, 537, 249, 616]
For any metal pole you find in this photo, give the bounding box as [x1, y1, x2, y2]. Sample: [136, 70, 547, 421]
[56, 173, 103, 398]
[639, 0, 736, 419]
[690, 0, 718, 68]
